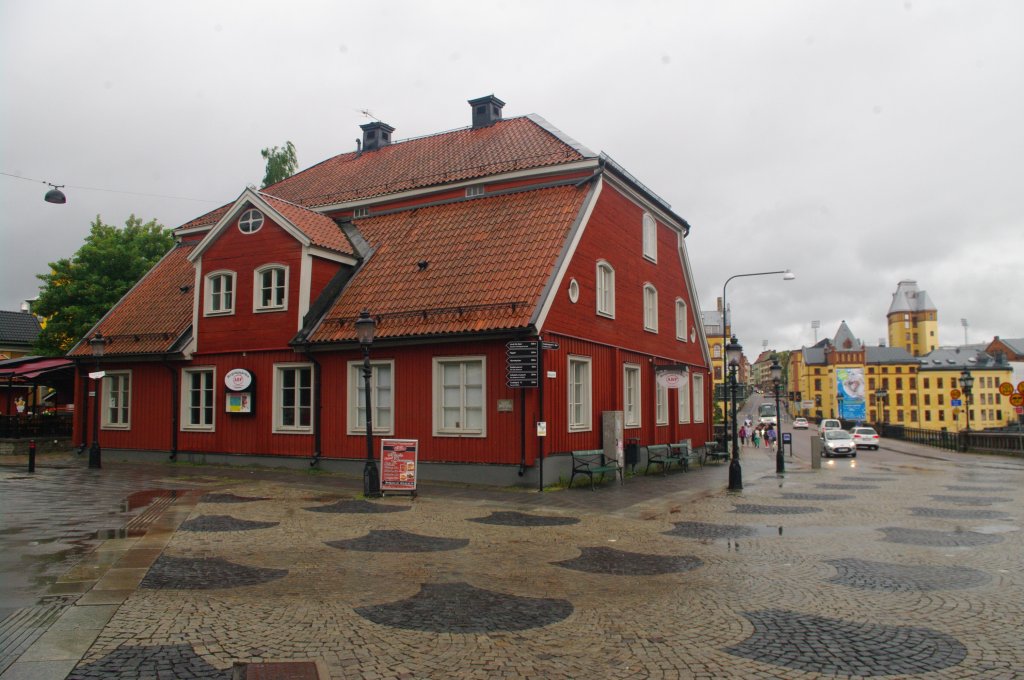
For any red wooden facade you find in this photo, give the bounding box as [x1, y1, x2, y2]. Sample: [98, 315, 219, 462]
[69, 98, 713, 485]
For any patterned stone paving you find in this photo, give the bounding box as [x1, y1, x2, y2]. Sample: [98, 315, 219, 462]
[842, 475, 900, 482]
[67, 643, 230, 679]
[199, 493, 272, 503]
[778, 492, 854, 501]
[467, 510, 580, 526]
[929, 495, 1011, 506]
[944, 485, 1016, 492]
[551, 546, 703, 575]
[140, 555, 288, 590]
[815, 483, 878, 490]
[731, 504, 823, 515]
[303, 499, 411, 514]
[908, 507, 1008, 520]
[826, 558, 993, 591]
[354, 582, 573, 633]
[179, 515, 280, 532]
[324, 529, 469, 553]
[726, 609, 968, 676]
[662, 521, 758, 540]
[878, 527, 1005, 547]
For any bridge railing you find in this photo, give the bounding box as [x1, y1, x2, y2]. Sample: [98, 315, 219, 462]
[879, 423, 1024, 457]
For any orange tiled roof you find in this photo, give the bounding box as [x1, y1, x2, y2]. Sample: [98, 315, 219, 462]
[307, 183, 589, 344]
[178, 116, 586, 231]
[257, 192, 355, 256]
[68, 242, 196, 357]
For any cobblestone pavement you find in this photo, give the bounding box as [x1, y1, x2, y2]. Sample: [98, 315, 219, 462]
[9, 445, 1024, 679]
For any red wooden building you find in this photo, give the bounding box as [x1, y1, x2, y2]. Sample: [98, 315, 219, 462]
[68, 96, 713, 486]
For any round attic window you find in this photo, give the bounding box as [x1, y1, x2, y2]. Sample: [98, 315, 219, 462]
[568, 278, 580, 303]
[239, 209, 264, 234]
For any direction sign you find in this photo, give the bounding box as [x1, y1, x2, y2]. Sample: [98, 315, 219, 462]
[540, 341, 560, 350]
[507, 379, 538, 388]
[506, 348, 538, 357]
[506, 356, 538, 366]
[950, 398, 962, 407]
[506, 340, 538, 351]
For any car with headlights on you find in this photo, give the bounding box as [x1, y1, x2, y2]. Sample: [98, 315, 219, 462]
[821, 429, 856, 457]
[851, 426, 880, 450]
[792, 417, 809, 429]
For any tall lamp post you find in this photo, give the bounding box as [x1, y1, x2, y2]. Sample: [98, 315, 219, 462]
[874, 388, 888, 428]
[720, 270, 794, 451]
[87, 333, 105, 469]
[355, 310, 380, 497]
[770, 358, 785, 474]
[959, 368, 974, 452]
[837, 394, 844, 424]
[726, 336, 744, 491]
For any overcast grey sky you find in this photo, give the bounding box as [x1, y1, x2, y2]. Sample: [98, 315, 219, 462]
[3, 0, 1022, 357]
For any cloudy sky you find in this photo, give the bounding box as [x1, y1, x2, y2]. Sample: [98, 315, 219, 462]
[3, 0, 1022, 358]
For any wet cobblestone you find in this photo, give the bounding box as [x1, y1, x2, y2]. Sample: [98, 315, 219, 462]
[325, 529, 469, 553]
[199, 493, 272, 503]
[778, 492, 854, 501]
[551, 546, 703, 575]
[878, 527, 1005, 547]
[67, 642, 230, 679]
[140, 555, 288, 589]
[730, 504, 823, 514]
[908, 507, 1008, 519]
[179, 515, 280, 532]
[826, 558, 992, 591]
[661, 521, 758, 540]
[815, 482, 878, 489]
[303, 499, 411, 514]
[929, 495, 1012, 506]
[467, 511, 580, 526]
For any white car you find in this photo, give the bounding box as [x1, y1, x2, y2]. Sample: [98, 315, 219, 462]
[851, 426, 880, 450]
[792, 417, 809, 429]
[821, 429, 856, 457]
[818, 418, 842, 435]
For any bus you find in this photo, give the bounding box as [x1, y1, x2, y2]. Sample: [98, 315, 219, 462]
[758, 403, 777, 425]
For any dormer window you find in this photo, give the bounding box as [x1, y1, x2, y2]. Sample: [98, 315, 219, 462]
[205, 271, 236, 316]
[239, 209, 264, 234]
[466, 185, 484, 198]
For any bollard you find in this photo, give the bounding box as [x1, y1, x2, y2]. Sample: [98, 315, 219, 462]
[28, 439, 36, 473]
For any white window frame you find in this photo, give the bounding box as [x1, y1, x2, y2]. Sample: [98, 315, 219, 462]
[347, 360, 395, 435]
[678, 375, 691, 424]
[253, 264, 289, 313]
[568, 356, 592, 432]
[101, 370, 131, 430]
[204, 270, 236, 316]
[642, 212, 657, 262]
[238, 208, 264, 234]
[273, 363, 314, 434]
[656, 380, 669, 426]
[181, 367, 216, 431]
[433, 356, 486, 437]
[643, 284, 658, 333]
[693, 373, 705, 423]
[675, 298, 688, 341]
[624, 363, 641, 429]
[466, 185, 485, 197]
[596, 260, 615, 318]
[353, 207, 370, 218]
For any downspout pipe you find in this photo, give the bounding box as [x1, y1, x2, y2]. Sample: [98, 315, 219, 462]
[164, 360, 179, 461]
[301, 345, 323, 467]
[76, 361, 88, 455]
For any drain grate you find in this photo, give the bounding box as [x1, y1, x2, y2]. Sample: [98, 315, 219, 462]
[235, 660, 322, 679]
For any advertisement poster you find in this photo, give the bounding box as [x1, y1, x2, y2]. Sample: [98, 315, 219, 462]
[836, 367, 866, 421]
[381, 439, 418, 493]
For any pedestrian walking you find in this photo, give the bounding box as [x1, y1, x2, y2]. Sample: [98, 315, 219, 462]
[739, 425, 748, 446]
[752, 427, 761, 448]
[766, 425, 777, 449]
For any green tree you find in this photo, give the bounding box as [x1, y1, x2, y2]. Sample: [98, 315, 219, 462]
[260, 140, 298, 188]
[32, 215, 174, 355]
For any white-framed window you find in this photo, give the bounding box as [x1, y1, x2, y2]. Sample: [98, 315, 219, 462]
[181, 367, 215, 431]
[642, 212, 657, 261]
[568, 356, 592, 432]
[239, 208, 264, 234]
[434, 357, 486, 437]
[101, 370, 131, 429]
[596, 260, 615, 318]
[348, 360, 394, 435]
[624, 363, 641, 428]
[353, 207, 370, 218]
[205, 270, 236, 316]
[274, 363, 313, 433]
[675, 298, 688, 341]
[466, 185, 484, 197]
[678, 375, 691, 424]
[693, 373, 705, 423]
[568, 278, 580, 303]
[643, 284, 658, 332]
[254, 264, 288, 312]
[656, 380, 668, 426]
[713, 345, 722, 358]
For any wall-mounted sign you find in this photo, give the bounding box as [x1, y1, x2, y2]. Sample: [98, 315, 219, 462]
[381, 439, 418, 493]
[497, 399, 514, 412]
[226, 392, 252, 413]
[656, 365, 690, 389]
[224, 368, 253, 391]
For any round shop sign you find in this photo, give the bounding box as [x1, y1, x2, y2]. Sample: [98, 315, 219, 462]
[657, 370, 688, 389]
[224, 368, 253, 391]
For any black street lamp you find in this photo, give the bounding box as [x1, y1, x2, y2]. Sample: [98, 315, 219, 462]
[770, 358, 785, 474]
[355, 310, 380, 497]
[874, 388, 888, 427]
[837, 394, 844, 425]
[726, 336, 744, 491]
[87, 333, 105, 469]
[959, 368, 974, 452]
[720, 270, 794, 454]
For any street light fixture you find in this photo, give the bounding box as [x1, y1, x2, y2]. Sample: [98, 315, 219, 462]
[720, 269, 794, 456]
[87, 333, 105, 469]
[726, 336, 744, 491]
[959, 368, 974, 452]
[770, 358, 785, 474]
[874, 388, 888, 427]
[355, 310, 380, 497]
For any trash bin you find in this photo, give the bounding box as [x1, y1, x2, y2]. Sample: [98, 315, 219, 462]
[625, 438, 640, 470]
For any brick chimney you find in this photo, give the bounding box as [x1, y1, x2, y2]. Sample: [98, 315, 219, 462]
[468, 95, 505, 129]
[360, 122, 395, 152]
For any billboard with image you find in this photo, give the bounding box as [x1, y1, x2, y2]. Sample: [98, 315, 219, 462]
[836, 367, 866, 421]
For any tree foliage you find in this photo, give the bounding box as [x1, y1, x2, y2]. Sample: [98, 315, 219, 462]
[32, 215, 174, 356]
[260, 140, 298, 188]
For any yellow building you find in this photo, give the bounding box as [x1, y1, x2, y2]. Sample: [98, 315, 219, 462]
[916, 348, 1013, 431]
[887, 280, 938, 357]
[701, 300, 730, 399]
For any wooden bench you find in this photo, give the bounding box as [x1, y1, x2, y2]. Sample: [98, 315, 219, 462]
[702, 442, 729, 464]
[570, 449, 623, 490]
[670, 441, 702, 471]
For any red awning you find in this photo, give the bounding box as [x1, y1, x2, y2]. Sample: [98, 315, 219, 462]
[0, 357, 73, 380]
